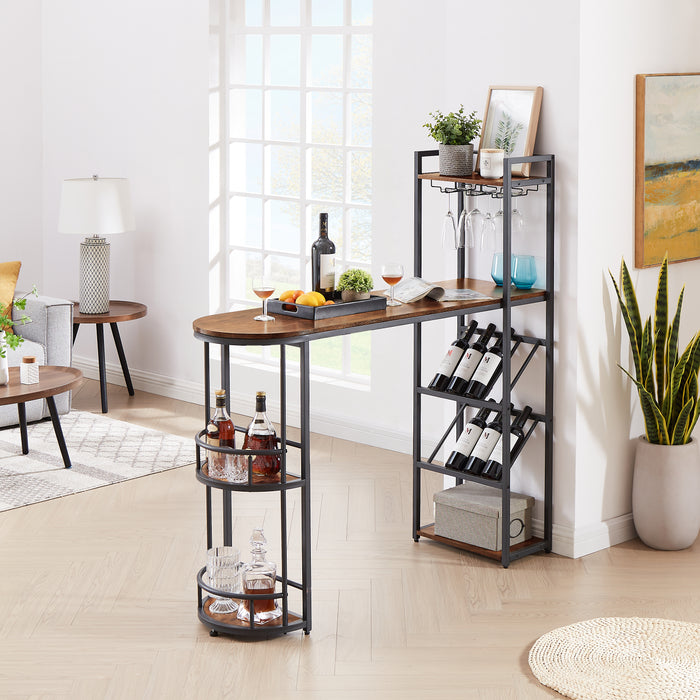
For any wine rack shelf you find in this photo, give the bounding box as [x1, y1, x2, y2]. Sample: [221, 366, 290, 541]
[412, 150, 554, 568]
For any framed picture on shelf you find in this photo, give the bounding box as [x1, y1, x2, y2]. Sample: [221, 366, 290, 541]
[477, 86, 543, 177]
[635, 73, 700, 268]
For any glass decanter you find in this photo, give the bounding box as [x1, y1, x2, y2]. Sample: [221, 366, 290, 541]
[236, 528, 282, 625]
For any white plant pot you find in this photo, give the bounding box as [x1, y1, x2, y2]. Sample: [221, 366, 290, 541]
[632, 436, 700, 550]
[0, 337, 8, 386]
[438, 143, 474, 178]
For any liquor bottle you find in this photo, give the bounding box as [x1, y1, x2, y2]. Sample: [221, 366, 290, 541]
[446, 323, 497, 395]
[311, 212, 336, 300]
[465, 335, 505, 399]
[482, 406, 533, 480]
[236, 528, 282, 624]
[462, 410, 504, 475]
[428, 320, 478, 391]
[206, 388, 236, 481]
[242, 391, 281, 477]
[445, 407, 491, 471]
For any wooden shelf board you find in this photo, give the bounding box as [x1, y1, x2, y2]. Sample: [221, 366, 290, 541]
[417, 524, 543, 561]
[202, 597, 301, 629]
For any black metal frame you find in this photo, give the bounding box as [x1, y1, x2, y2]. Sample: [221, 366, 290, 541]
[412, 150, 555, 568]
[194, 339, 313, 638]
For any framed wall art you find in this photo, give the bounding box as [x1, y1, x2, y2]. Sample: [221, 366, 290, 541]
[636, 73, 700, 267]
[478, 86, 543, 177]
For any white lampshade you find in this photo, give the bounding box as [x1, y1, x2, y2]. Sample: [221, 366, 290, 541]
[58, 177, 135, 236]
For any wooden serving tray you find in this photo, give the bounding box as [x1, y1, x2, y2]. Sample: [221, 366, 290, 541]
[267, 294, 387, 320]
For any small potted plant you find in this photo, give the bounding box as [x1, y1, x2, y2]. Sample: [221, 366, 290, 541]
[336, 268, 374, 302]
[424, 105, 482, 177]
[0, 286, 37, 386]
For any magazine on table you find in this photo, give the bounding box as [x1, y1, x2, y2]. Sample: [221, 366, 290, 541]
[391, 277, 490, 304]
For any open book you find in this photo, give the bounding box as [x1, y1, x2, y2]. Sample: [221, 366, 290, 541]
[391, 277, 490, 304]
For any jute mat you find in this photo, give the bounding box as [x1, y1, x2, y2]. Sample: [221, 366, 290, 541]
[0, 410, 195, 511]
[529, 617, 700, 699]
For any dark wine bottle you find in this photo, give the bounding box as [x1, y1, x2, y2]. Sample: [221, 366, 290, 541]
[462, 410, 504, 475]
[465, 335, 504, 399]
[428, 320, 478, 391]
[311, 213, 336, 300]
[446, 323, 497, 396]
[445, 407, 491, 471]
[482, 405, 532, 480]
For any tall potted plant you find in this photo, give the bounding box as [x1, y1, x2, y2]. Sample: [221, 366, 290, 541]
[609, 255, 700, 549]
[0, 288, 35, 386]
[424, 105, 482, 178]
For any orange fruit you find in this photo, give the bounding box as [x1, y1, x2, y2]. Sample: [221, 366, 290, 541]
[291, 289, 303, 301]
[323, 300, 335, 305]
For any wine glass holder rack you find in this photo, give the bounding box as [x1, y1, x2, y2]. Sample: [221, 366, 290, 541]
[413, 150, 554, 567]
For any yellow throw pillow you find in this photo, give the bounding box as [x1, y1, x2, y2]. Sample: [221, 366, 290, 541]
[0, 261, 22, 333]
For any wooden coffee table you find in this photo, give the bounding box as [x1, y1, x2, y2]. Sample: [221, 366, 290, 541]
[72, 300, 147, 413]
[0, 366, 83, 468]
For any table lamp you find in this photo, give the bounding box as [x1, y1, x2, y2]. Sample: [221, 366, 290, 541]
[58, 175, 135, 314]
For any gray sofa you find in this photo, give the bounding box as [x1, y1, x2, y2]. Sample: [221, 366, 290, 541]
[0, 294, 74, 427]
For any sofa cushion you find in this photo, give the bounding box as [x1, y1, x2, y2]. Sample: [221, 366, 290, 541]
[0, 260, 21, 333]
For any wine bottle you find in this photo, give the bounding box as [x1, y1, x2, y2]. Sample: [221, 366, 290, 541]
[446, 323, 497, 395]
[428, 320, 479, 391]
[445, 407, 491, 471]
[465, 335, 504, 399]
[206, 388, 236, 481]
[482, 405, 533, 480]
[462, 411, 504, 475]
[311, 213, 336, 300]
[243, 391, 281, 477]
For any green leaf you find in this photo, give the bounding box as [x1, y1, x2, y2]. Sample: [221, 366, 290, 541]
[654, 255, 669, 404]
[666, 286, 684, 379]
[671, 397, 694, 444]
[621, 259, 643, 350]
[609, 270, 643, 381]
[620, 366, 669, 443]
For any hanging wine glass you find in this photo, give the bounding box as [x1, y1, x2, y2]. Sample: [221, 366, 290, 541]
[466, 207, 484, 249]
[441, 192, 458, 249]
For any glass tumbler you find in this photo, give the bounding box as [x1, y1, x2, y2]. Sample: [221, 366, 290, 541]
[207, 546, 241, 614]
[512, 255, 538, 289]
[490, 253, 516, 286]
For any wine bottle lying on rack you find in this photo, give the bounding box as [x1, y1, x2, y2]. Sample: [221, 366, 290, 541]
[445, 407, 491, 471]
[446, 323, 496, 396]
[482, 405, 533, 480]
[428, 320, 478, 391]
[465, 335, 505, 399]
[462, 409, 505, 475]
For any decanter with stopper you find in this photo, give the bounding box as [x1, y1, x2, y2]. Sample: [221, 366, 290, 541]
[236, 528, 282, 625]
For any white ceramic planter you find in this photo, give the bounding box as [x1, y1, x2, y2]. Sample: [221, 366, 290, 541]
[633, 436, 700, 550]
[438, 143, 474, 178]
[0, 336, 8, 386]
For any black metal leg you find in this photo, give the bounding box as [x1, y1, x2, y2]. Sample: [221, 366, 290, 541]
[72, 323, 80, 344]
[96, 324, 108, 413]
[110, 323, 134, 396]
[299, 342, 312, 634]
[17, 403, 28, 454]
[46, 395, 71, 468]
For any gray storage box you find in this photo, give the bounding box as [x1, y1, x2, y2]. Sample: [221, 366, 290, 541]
[433, 483, 534, 551]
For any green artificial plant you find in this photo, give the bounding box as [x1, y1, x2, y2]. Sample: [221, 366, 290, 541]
[609, 255, 700, 445]
[0, 287, 37, 358]
[336, 268, 373, 293]
[423, 105, 482, 146]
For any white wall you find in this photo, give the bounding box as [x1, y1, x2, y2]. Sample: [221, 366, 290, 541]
[41, 0, 209, 397]
[0, 1, 43, 290]
[576, 0, 700, 555]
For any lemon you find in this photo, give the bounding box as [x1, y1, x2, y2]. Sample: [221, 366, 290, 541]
[309, 291, 326, 305]
[295, 293, 321, 307]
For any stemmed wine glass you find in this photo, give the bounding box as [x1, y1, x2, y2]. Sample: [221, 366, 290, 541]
[381, 263, 404, 307]
[441, 192, 458, 249]
[252, 276, 275, 322]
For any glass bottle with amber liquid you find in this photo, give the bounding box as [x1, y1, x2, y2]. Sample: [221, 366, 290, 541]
[311, 212, 336, 300]
[243, 391, 281, 477]
[236, 528, 282, 624]
[206, 388, 235, 481]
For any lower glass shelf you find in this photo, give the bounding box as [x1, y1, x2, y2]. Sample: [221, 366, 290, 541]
[417, 523, 544, 561]
[199, 596, 306, 638]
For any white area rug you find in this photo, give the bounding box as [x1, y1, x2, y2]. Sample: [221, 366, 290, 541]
[0, 411, 195, 511]
[529, 617, 700, 699]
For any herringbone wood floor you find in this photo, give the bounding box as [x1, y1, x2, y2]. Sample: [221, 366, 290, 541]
[1, 379, 698, 699]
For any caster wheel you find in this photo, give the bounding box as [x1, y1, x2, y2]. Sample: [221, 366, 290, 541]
[210, 629, 218, 637]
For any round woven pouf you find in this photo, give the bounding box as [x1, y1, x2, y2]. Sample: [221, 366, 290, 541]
[528, 617, 700, 699]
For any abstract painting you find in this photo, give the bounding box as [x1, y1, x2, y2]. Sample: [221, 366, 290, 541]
[478, 86, 543, 177]
[636, 73, 700, 267]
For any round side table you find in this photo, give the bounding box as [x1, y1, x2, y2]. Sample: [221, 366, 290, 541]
[72, 300, 147, 413]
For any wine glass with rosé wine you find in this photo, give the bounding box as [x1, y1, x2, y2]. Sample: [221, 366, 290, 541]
[381, 263, 404, 307]
[252, 277, 275, 322]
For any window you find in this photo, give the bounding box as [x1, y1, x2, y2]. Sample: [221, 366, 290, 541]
[209, 0, 373, 380]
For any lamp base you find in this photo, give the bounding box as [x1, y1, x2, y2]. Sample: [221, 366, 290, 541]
[79, 237, 110, 314]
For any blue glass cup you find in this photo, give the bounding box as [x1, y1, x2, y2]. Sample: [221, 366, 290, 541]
[490, 253, 515, 286]
[512, 255, 537, 289]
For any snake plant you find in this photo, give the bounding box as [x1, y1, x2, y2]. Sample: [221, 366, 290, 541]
[609, 254, 700, 445]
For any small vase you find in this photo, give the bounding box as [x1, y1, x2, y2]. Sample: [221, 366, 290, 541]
[0, 337, 8, 386]
[633, 436, 700, 550]
[341, 290, 370, 302]
[438, 144, 474, 178]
